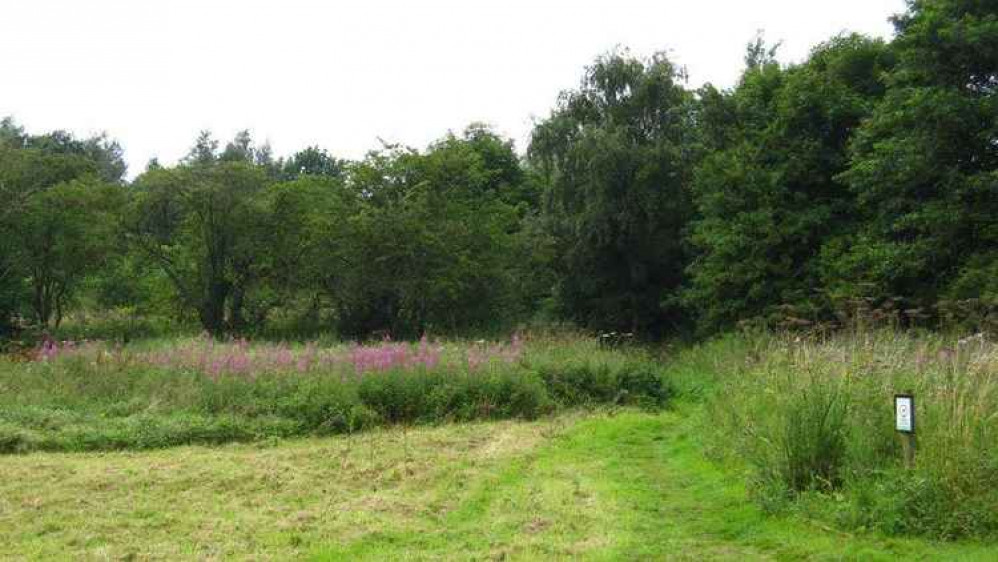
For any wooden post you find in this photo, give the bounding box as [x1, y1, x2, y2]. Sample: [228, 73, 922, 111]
[900, 431, 916, 469]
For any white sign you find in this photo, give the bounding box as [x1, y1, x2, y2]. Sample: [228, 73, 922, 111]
[895, 395, 914, 433]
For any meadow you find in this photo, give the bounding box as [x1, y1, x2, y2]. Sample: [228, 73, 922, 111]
[2, 329, 998, 559]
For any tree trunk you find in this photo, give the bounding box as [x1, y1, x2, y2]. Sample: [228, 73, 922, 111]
[32, 278, 53, 329]
[54, 296, 63, 329]
[228, 284, 245, 332]
[199, 280, 229, 335]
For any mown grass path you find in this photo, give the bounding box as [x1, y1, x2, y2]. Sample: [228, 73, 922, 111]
[316, 410, 995, 561]
[1, 409, 994, 560]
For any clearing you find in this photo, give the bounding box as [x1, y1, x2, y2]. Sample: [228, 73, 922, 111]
[0, 410, 993, 560]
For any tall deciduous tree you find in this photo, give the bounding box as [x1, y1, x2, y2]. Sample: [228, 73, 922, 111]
[332, 127, 525, 338]
[131, 132, 271, 334]
[832, 0, 998, 308]
[279, 146, 345, 180]
[0, 120, 124, 333]
[685, 35, 893, 331]
[17, 179, 124, 328]
[529, 51, 697, 335]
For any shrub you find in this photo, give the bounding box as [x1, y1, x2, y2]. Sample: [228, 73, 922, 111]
[773, 383, 847, 494]
[0, 422, 34, 454]
[536, 362, 672, 408]
[358, 369, 552, 424]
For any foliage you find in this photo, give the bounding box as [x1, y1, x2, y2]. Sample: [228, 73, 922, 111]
[529, 50, 697, 336]
[118, 126, 542, 339]
[828, 0, 998, 310]
[1, 0, 996, 343]
[16, 179, 125, 328]
[329, 127, 532, 338]
[685, 35, 894, 333]
[0, 121, 125, 335]
[130, 135, 272, 334]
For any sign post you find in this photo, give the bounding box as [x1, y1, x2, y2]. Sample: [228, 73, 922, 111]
[895, 393, 916, 468]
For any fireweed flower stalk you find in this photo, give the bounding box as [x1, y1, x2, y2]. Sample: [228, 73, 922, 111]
[31, 333, 526, 379]
[35, 339, 97, 362]
[466, 333, 525, 372]
[346, 335, 445, 374]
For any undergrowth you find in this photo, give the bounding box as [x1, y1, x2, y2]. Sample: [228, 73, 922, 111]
[0, 334, 671, 454]
[674, 329, 998, 541]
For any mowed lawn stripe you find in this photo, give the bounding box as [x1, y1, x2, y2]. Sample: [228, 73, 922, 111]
[314, 411, 998, 560]
[1, 410, 995, 560]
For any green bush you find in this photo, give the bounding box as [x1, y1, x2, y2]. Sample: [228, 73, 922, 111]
[775, 384, 847, 494]
[358, 369, 552, 424]
[536, 362, 672, 408]
[0, 422, 34, 454]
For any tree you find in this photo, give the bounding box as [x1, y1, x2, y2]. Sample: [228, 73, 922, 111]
[326, 127, 526, 338]
[16, 179, 124, 328]
[831, 0, 998, 309]
[279, 146, 345, 180]
[258, 174, 356, 332]
[184, 130, 219, 165]
[131, 133, 271, 334]
[24, 130, 126, 183]
[0, 120, 121, 334]
[685, 35, 893, 331]
[529, 51, 697, 335]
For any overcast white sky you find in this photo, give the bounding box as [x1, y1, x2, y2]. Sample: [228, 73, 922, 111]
[2, 0, 906, 177]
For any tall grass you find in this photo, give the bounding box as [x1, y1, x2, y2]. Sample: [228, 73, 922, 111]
[687, 329, 998, 539]
[0, 333, 672, 454]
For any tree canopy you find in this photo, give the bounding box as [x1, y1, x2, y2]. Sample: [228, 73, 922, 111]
[2, 0, 995, 340]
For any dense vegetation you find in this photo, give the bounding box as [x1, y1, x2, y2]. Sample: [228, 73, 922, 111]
[667, 326, 998, 541]
[1, 0, 997, 552]
[3, 327, 996, 548]
[2, 0, 995, 342]
[0, 334, 670, 453]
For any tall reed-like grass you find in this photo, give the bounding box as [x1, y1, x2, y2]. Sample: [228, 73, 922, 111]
[694, 329, 998, 539]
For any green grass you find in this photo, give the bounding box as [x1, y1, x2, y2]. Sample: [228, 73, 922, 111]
[689, 330, 998, 540]
[4, 330, 997, 557]
[2, 409, 993, 560]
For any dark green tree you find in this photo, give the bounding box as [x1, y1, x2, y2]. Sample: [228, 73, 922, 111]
[685, 35, 894, 331]
[16, 179, 125, 328]
[830, 0, 998, 309]
[0, 120, 124, 334]
[529, 51, 697, 335]
[131, 132, 271, 334]
[258, 173, 356, 333]
[331, 127, 525, 338]
[280, 146, 345, 180]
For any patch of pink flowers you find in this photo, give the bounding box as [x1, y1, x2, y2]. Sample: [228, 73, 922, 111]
[34, 338, 102, 362]
[33, 332, 526, 379]
[348, 335, 444, 374]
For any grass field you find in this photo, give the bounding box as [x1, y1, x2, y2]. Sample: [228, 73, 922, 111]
[3, 408, 994, 561]
[3, 331, 998, 559]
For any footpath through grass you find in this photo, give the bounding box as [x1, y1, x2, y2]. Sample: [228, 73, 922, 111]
[2, 408, 993, 560]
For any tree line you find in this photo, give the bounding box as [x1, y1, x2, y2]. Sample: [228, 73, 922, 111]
[1, 0, 995, 340]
